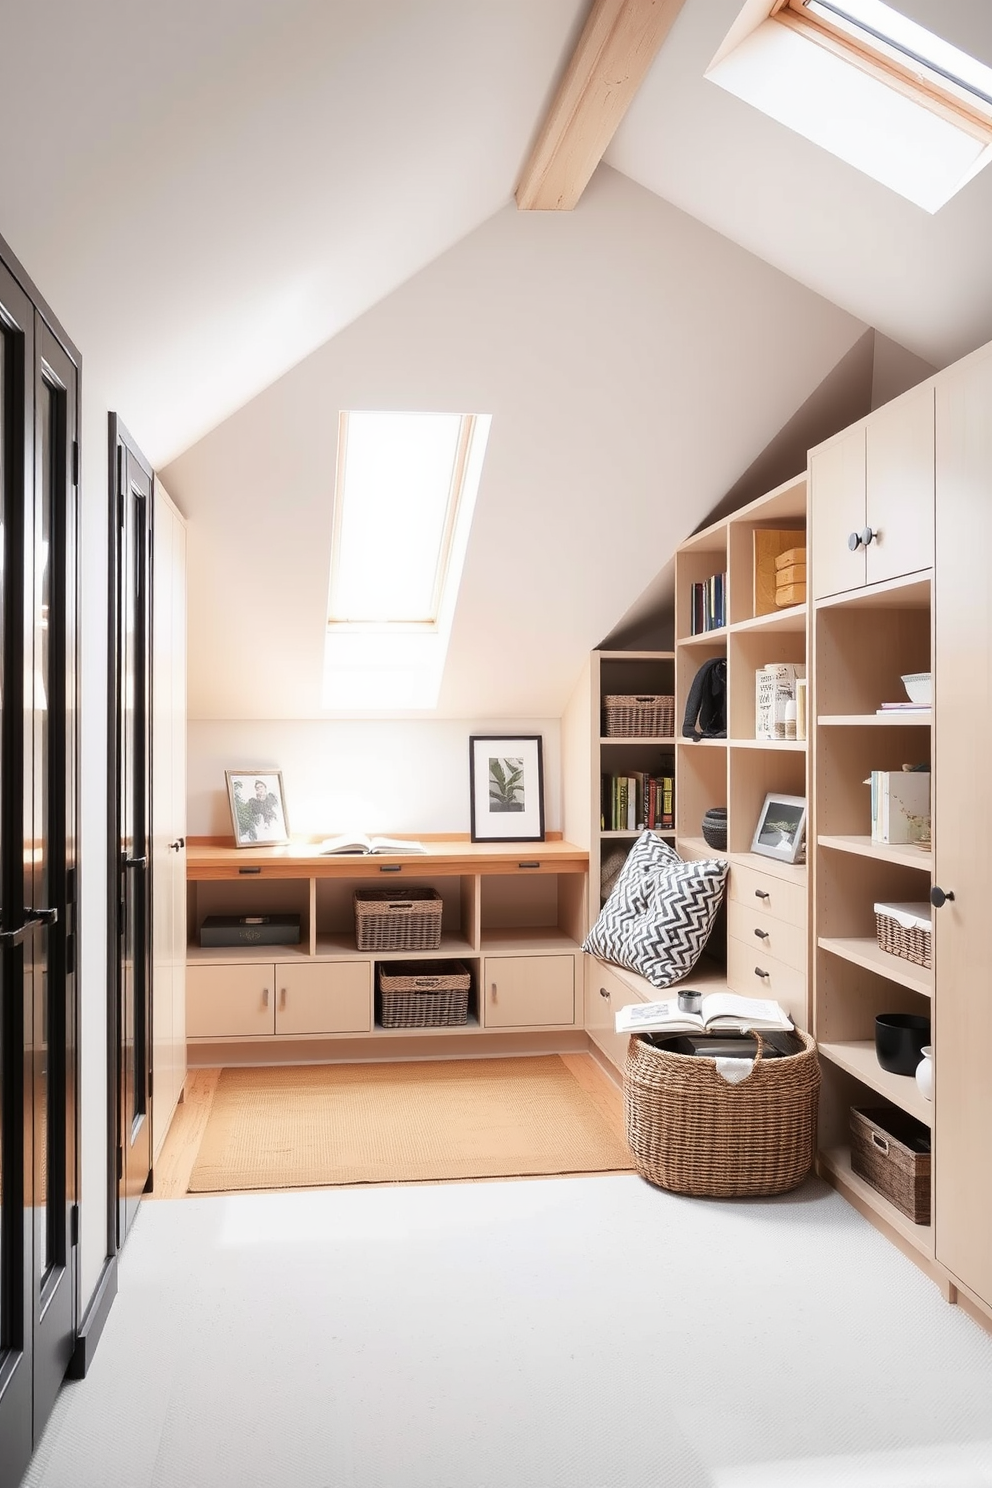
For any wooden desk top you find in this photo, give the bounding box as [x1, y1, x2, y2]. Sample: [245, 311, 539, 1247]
[186, 838, 589, 881]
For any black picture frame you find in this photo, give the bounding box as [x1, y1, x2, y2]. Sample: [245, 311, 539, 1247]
[469, 735, 545, 842]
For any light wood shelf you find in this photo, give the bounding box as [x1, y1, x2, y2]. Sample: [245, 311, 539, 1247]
[600, 736, 676, 747]
[728, 850, 806, 885]
[817, 713, 931, 727]
[818, 1040, 931, 1125]
[730, 603, 806, 635]
[819, 1146, 933, 1258]
[728, 738, 807, 751]
[601, 829, 675, 840]
[818, 835, 932, 870]
[677, 835, 728, 862]
[818, 936, 933, 996]
[680, 626, 727, 646]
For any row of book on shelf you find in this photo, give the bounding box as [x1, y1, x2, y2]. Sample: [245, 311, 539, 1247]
[601, 773, 674, 833]
[690, 571, 727, 634]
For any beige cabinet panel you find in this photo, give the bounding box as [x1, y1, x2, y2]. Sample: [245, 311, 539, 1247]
[727, 900, 806, 973]
[810, 425, 866, 599]
[483, 954, 575, 1028]
[728, 862, 806, 927]
[187, 964, 275, 1038]
[584, 956, 647, 1074]
[865, 385, 934, 586]
[726, 937, 805, 1022]
[933, 346, 992, 1309]
[275, 961, 371, 1035]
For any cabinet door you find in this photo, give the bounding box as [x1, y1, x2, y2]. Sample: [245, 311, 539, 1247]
[275, 961, 371, 1035]
[186, 964, 275, 1038]
[810, 425, 866, 599]
[584, 956, 644, 1075]
[865, 384, 934, 586]
[483, 955, 575, 1028]
[933, 347, 992, 1309]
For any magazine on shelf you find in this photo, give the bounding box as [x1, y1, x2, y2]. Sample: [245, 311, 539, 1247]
[615, 993, 794, 1036]
[318, 833, 427, 855]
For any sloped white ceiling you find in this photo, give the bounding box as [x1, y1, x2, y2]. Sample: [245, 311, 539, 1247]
[606, 0, 992, 369]
[164, 167, 865, 721]
[0, 0, 586, 466]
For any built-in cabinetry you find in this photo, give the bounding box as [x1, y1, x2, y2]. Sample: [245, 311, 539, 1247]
[185, 841, 587, 1060]
[151, 481, 188, 1159]
[809, 344, 992, 1327]
[674, 473, 809, 1029]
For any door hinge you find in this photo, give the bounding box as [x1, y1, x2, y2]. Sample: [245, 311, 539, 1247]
[66, 933, 75, 975]
[72, 440, 79, 487]
[70, 1204, 79, 1247]
[148, 1069, 153, 1100]
[117, 1147, 123, 1181]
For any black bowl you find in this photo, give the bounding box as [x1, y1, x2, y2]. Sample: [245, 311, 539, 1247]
[875, 1013, 931, 1075]
[701, 807, 727, 851]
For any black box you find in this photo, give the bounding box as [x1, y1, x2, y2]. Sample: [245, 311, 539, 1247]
[199, 914, 301, 948]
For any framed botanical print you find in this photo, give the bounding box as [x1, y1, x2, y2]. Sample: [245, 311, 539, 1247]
[469, 735, 545, 843]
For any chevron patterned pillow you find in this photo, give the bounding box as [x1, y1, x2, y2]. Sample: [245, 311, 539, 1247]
[583, 830, 728, 989]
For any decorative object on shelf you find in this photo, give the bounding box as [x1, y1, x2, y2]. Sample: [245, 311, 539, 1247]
[377, 960, 471, 1028]
[690, 571, 727, 633]
[225, 768, 290, 848]
[874, 901, 932, 969]
[751, 792, 806, 863]
[915, 1045, 934, 1102]
[469, 734, 545, 842]
[874, 1012, 931, 1075]
[901, 671, 932, 705]
[623, 1028, 820, 1196]
[755, 663, 804, 740]
[700, 806, 727, 851]
[866, 768, 930, 844]
[795, 677, 807, 741]
[583, 830, 728, 989]
[353, 887, 443, 952]
[199, 914, 300, 948]
[681, 657, 727, 740]
[602, 694, 675, 738]
[849, 1106, 931, 1224]
[753, 529, 804, 616]
[774, 545, 807, 608]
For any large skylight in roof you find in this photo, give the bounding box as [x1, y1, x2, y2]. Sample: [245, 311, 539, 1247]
[708, 2, 992, 212]
[323, 409, 491, 710]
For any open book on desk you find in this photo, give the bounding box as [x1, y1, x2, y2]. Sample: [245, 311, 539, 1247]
[318, 833, 426, 856]
[615, 993, 793, 1037]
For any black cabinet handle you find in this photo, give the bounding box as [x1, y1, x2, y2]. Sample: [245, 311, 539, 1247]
[599, 987, 610, 1000]
[754, 889, 770, 900]
[754, 928, 770, 941]
[754, 967, 770, 980]
[930, 886, 955, 908]
[848, 531, 862, 551]
[168, 838, 185, 852]
[124, 856, 146, 869]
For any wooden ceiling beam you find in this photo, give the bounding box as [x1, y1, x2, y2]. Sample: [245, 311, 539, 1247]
[516, 0, 689, 211]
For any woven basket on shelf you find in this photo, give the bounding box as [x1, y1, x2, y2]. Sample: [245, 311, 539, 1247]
[378, 960, 470, 1028]
[353, 887, 443, 952]
[603, 695, 675, 738]
[875, 910, 931, 969]
[700, 807, 727, 851]
[623, 1029, 820, 1197]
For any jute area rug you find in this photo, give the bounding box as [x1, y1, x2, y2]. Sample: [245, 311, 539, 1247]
[187, 1056, 633, 1193]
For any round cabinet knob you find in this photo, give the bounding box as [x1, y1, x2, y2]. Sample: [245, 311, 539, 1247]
[861, 527, 876, 547]
[848, 531, 862, 551]
[930, 886, 955, 908]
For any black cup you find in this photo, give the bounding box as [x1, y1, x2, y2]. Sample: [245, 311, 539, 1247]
[875, 1013, 931, 1075]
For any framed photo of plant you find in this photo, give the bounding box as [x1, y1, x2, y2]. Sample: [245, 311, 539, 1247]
[751, 792, 806, 864]
[469, 735, 545, 842]
[226, 769, 291, 848]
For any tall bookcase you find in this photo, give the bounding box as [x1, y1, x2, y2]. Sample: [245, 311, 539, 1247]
[673, 473, 809, 1026]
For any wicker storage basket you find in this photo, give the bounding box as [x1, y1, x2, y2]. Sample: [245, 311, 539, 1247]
[377, 960, 470, 1028]
[874, 902, 932, 969]
[353, 887, 443, 952]
[603, 694, 675, 738]
[623, 1029, 820, 1197]
[850, 1106, 930, 1223]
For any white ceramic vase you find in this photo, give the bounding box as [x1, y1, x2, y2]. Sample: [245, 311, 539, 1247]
[915, 1045, 933, 1102]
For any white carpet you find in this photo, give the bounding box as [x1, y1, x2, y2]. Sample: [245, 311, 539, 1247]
[20, 1174, 992, 1488]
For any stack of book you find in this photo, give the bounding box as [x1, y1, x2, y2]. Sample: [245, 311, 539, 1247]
[690, 571, 727, 634]
[601, 773, 674, 832]
[867, 768, 930, 844]
[755, 663, 805, 740]
[774, 546, 806, 607]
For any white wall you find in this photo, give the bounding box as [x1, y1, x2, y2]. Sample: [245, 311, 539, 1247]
[188, 719, 561, 838]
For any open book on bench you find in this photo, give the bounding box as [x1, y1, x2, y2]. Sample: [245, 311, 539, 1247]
[615, 993, 793, 1037]
[318, 833, 426, 855]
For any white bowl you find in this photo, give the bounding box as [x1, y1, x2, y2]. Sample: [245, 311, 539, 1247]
[901, 672, 932, 705]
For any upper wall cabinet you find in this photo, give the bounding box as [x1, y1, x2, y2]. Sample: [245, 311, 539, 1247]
[810, 384, 934, 599]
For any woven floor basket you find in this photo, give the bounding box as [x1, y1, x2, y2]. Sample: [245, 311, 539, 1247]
[603, 695, 675, 738]
[623, 1029, 820, 1197]
[378, 960, 470, 1028]
[354, 887, 443, 952]
[875, 911, 932, 969]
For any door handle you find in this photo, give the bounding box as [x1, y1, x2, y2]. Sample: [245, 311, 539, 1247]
[124, 856, 147, 869]
[168, 838, 185, 852]
[930, 886, 954, 908]
[0, 906, 58, 948]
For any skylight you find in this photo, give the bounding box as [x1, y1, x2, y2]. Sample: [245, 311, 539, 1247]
[323, 409, 491, 710]
[708, 2, 992, 212]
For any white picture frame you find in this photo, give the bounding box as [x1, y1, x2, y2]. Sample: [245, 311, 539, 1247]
[226, 769, 290, 848]
[751, 791, 807, 864]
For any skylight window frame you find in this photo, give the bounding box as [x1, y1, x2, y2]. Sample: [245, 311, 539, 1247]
[774, 0, 992, 145]
[327, 410, 477, 633]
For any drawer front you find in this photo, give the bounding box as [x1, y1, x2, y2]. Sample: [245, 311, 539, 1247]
[187, 964, 275, 1038]
[728, 863, 806, 927]
[483, 955, 575, 1029]
[275, 960, 372, 1035]
[584, 956, 649, 1074]
[727, 900, 806, 974]
[726, 937, 806, 1022]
